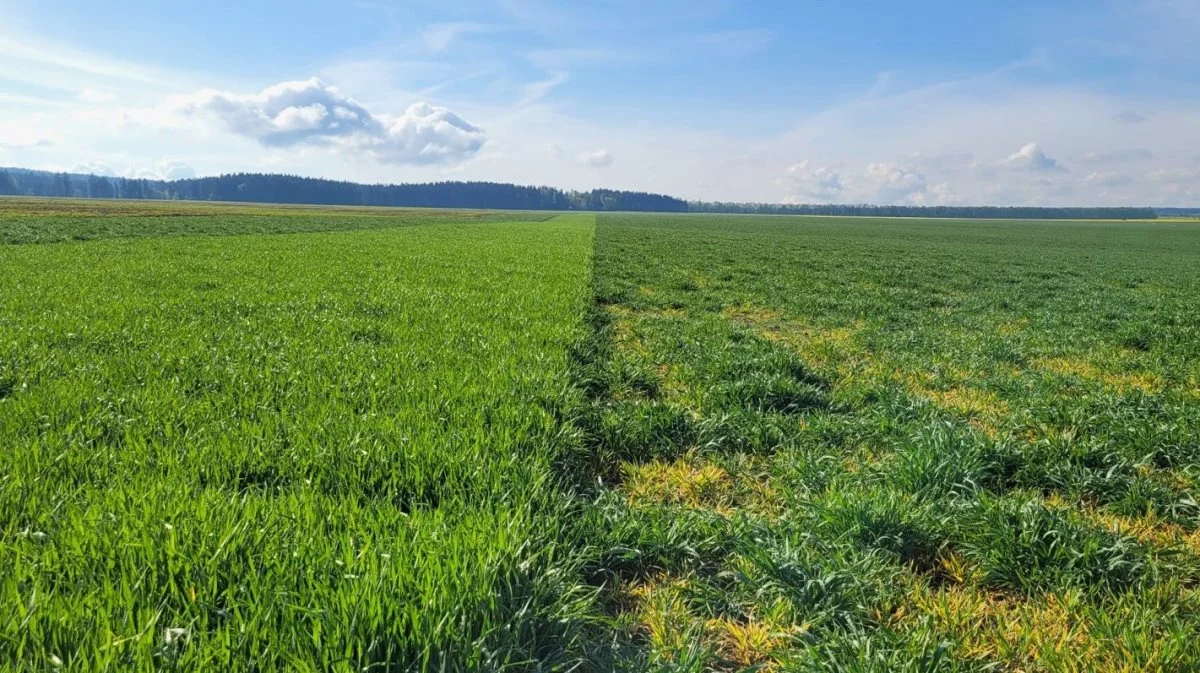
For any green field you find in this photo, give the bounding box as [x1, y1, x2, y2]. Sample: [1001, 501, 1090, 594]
[582, 214, 1200, 671]
[1, 204, 595, 670]
[2, 202, 1200, 671]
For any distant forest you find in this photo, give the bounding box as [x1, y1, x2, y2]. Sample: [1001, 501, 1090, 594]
[0, 167, 1161, 219]
[688, 201, 1161, 220]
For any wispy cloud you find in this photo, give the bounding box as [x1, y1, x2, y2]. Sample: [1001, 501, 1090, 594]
[0, 35, 174, 87]
[518, 71, 569, 107]
[526, 46, 648, 70]
[78, 88, 116, 103]
[420, 22, 504, 53]
[1080, 148, 1154, 164]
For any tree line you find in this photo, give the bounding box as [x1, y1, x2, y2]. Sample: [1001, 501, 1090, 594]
[689, 201, 1159, 220]
[0, 167, 1159, 219]
[0, 168, 688, 212]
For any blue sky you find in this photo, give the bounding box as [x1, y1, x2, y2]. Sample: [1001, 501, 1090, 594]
[1, 0, 1198, 205]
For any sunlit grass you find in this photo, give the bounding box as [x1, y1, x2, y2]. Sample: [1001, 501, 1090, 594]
[580, 213, 1200, 669]
[0, 213, 596, 670]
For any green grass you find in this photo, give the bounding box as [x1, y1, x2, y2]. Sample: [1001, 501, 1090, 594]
[0, 211, 597, 670]
[0, 197, 550, 244]
[4, 201, 1200, 671]
[579, 213, 1200, 671]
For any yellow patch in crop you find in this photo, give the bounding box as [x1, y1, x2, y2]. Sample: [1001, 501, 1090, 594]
[936, 551, 984, 586]
[623, 456, 734, 512]
[606, 306, 657, 360]
[1104, 371, 1164, 393]
[901, 379, 1010, 437]
[653, 363, 690, 402]
[620, 577, 801, 668]
[607, 305, 636, 342]
[705, 618, 802, 669]
[626, 576, 700, 657]
[1187, 373, 1200, 399]
[923, 386, 1009, 417]
[905, 580, 1200, 672]
[905, 586, 1102, 668]
[724, 304, 780, 325]
[722, 303, 881, 389]
[1036, 356, 1164, 393]
[996, 318, 1029, 335]
[1082, 508, 1200, 556]
[681, 269, 710, 290]
[1039, 356, 1102, 380]
[1044, 491, 1200, 554]
[744, 478, 785, 519]
[621, 453, 786, 518]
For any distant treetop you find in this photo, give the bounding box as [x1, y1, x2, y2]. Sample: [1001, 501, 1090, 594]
[0, 167, 1158, 219]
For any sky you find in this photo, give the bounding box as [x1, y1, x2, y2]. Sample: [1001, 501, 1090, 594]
[1, 0, 1198, 206]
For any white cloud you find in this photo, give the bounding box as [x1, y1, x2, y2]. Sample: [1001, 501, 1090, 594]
[0, 138, 53, 151]
[0, 35, 171, 86]
[910, 182, 963, 206]
[78, 88, 116, 104]
[419, 22, 500, 53]
[1084, 170, 1134, 187]
[70, 161, 116, 176]
[1005, 142, 1065, 172]
[1080, 148, 1154, 164]
[125, 159, 197, 181]
[780, 161, 843, 203]
[1148, 167, 1198, 184]
[519, 71, 569, 107]
[862, 162, 927, 202]
[579, 149, 613, 167]
[1147, 167, 1199, 201]
[175, 78, 486, 165]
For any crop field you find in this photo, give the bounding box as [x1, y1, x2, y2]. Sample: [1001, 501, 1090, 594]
[0, 202, 595, 670]
[2, 201, 1200, 671]
[582, 214, 1200, 671]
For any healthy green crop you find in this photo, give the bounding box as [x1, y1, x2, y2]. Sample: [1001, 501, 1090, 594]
[0, 210, 596, 670]
[0, 197, 550, 245]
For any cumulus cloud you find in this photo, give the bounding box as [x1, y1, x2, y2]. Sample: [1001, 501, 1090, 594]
[126, 159, 196, 181]
[1004, 142, 1065, 172]
[579, 149, 613, 167]
[780, 161, 843, 203]
[1147, 167, 1199, 201]
[1080, 148, 1154, 164]
[175, 78, 486, 165]
[909, 182, 963, 206]
[862, 162, 927, 202]
[70, 161, 115, 176]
